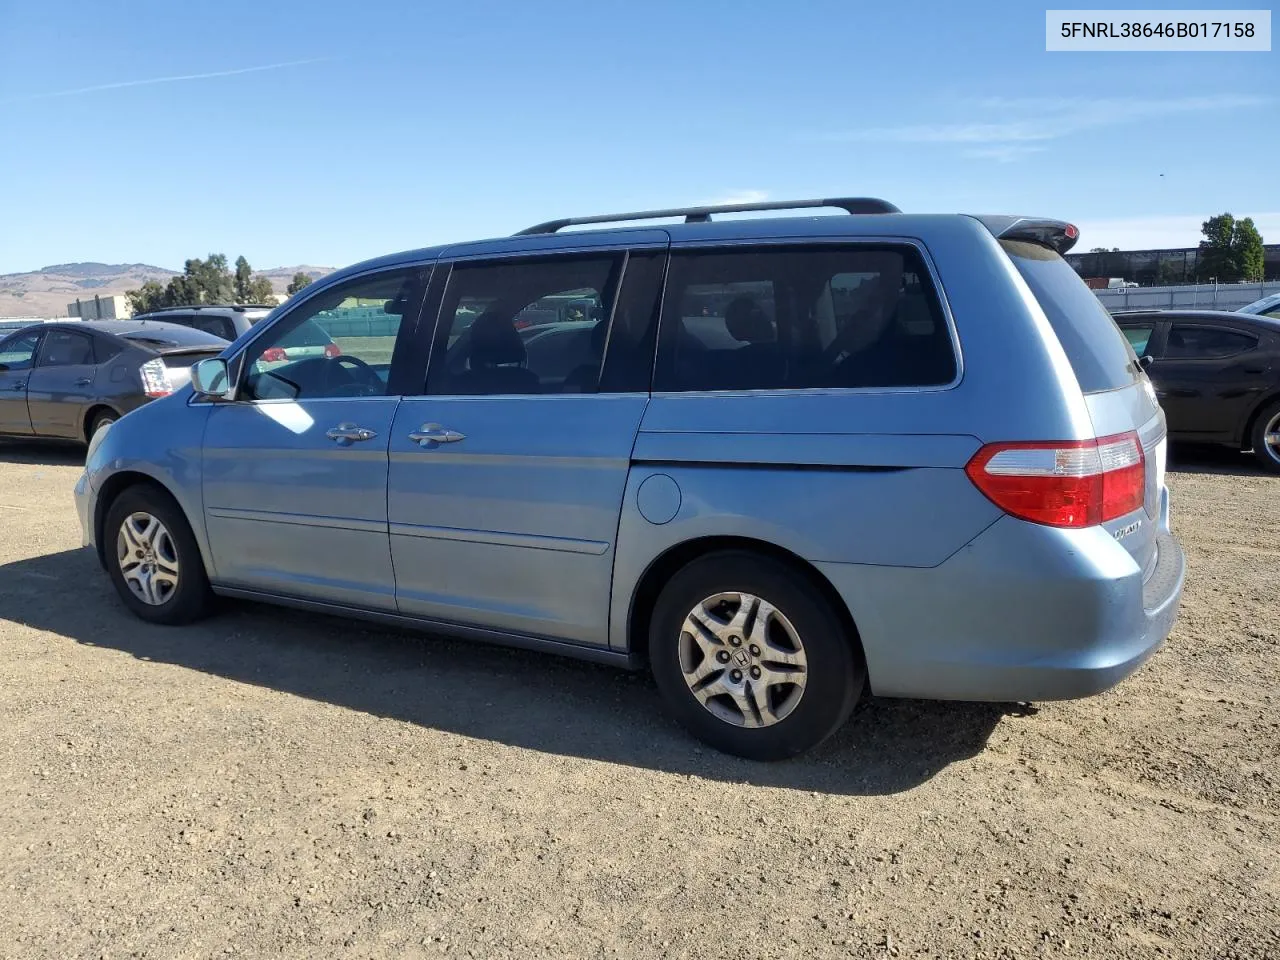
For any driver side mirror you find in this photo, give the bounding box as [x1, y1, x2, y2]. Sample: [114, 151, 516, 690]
[1139, 354, 1154, 370]
[190, 357, 235, 400]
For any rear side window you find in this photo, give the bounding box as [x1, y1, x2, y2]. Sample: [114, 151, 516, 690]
[655, 245, 955, 392]
[1165, 325, 1257, 360]
[1000, 239, 1140, 393]
[37, 330, 95, 366]
[190, 315, 235, 340]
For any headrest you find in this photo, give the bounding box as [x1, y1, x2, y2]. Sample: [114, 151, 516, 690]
[724, 297, 774, 344]
[470, 310, 526, 367]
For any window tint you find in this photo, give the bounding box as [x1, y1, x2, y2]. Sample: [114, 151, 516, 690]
[1165, 325, 1257, 360]
[1001, 239, 1140, 393]
[94, 336, 124, 362]
[244, 269, 425, 401]
[1120, 323, 1155, 355]
[654, 245, 954, 392]
[189, 315, 235, 340]
[428, 255, 623, 395]
[37, 330, 95, 367]
[0, 332, 42, 371]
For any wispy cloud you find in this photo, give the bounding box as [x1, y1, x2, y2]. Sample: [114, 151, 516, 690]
[705, 189, 770, 206]
[960, 144, 1049, 163]
[821, 94, 1268, 161]
[2, 58, 333, 104]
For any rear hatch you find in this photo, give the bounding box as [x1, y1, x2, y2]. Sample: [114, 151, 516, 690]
[998, 236, 1164, 578]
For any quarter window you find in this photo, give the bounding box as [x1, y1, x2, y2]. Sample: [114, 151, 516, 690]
[1164, 325, 1257, 360]
[427, 255, 623, 395]
[1121, 324, 1155, 355]
[243, 269, 425, 401]
[654, 245, 955, 392]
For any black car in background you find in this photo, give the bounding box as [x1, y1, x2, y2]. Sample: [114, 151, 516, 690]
[1114, 309, 1280, 472]
[0, 320, 228, 443]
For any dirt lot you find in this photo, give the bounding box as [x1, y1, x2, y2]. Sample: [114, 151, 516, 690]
[0, 442, 1276, 960]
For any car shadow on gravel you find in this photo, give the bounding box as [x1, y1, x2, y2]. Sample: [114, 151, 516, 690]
[0, 547, 1014, 796]
[1168, 442, 1272, 477]
[0, 440, 85, 467]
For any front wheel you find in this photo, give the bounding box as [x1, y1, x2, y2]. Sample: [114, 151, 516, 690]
[649, 551, 864, 760]
[1251, 400, 1280, 474]
[104, 485, 213, 624]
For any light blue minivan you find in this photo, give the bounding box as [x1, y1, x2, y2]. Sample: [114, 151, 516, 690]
[75, 198, 1186, 759]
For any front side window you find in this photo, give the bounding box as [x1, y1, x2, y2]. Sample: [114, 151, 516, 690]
[1120, 323, 1155, 355]
[1164, 325, 1257, 360]
[428, 255, 623, 395]
[243, 269, 425, 401]
[37, 330, 95, 367]
[655, 245, 955, 392]
[0, 332, 42, 371]
[191, 315, 235, 340]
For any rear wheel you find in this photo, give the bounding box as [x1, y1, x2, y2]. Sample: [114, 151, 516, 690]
[649, 551, 864, 760]
[1250, 400, 1280, 474]
[104, 485, 213, 624]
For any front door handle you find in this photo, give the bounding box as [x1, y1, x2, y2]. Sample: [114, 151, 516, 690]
[11, 381, 25, 391]
[74, 377, 93, 386]
[407, 423, 466, 447]
[325, 422, 378, 446]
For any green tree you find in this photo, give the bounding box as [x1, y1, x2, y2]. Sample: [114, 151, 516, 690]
[1198, 214, 1242, 281]
[246, 276, 276, 303]
[233, 255, 254, 303]
[1233, 217, 1265, 282]
[286, 272, 313, 295]
[126, 280, 167, 315]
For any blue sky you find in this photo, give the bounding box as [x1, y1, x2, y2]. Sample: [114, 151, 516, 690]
[0, 0, 1276, 272]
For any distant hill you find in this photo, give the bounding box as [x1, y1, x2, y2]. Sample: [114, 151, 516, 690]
[0, 262, 335, 318]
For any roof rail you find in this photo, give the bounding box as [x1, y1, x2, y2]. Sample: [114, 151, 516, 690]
[515, 197, 901, 236]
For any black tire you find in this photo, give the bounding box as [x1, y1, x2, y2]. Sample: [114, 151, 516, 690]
[1250, 399, 1280, 474]
[88, 409, 117, 441]
[103, 484, 214, 625]
[649, 551, 864, 760]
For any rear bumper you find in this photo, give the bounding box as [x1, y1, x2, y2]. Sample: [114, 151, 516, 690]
[818, 514, 1186, 703]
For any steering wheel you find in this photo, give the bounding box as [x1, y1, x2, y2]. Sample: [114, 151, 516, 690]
[324, 354, 383, 395]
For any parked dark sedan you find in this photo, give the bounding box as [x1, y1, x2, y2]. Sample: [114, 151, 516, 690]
[1114, 309, 1280, 471]
[0, 320, 228, 443]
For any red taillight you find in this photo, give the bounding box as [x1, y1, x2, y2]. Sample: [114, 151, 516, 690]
[323, 342, 342, 358]
[260, 346, 287, 363]
[965, 432, 1145, 528]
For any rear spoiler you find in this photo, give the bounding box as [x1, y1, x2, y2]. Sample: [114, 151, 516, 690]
[972, 215, 1080, 254]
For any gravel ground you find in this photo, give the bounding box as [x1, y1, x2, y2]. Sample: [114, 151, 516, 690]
[0, 441, 1276, 960]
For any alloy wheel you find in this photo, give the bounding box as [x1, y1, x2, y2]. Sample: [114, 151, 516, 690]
[116, 511, 180, 606]
[677, 591, 808, 729]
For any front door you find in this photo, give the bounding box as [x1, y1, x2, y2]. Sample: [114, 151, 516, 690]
[27, 327, 98, 438]
[388, 248, 665, 646]
[0, 329, 42, 435]
[201, 266, 430, 610]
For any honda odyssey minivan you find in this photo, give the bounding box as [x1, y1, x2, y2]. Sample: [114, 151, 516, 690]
[74, 197, 1186, 759]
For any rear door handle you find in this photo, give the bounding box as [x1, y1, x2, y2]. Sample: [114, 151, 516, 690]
[408, 423, 466, 447]
[74, 377, 93, 386]
[11, 381, 25, 391]
[325, 422, 378, 445]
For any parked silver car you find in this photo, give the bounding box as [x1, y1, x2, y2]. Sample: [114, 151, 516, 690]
[74, 197, 1186, 759]
[1, 320, 228, 442]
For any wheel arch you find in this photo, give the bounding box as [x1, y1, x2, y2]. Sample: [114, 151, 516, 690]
[625, 535, 866, 668]
[93, 470, 204, 571]
[1240, 391, 1280, 450]
[81, 404, 121, 443]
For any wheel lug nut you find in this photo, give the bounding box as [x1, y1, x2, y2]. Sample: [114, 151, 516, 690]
[749, 644, 761, 657]
[750, 666, 761, 680]
[716, 650, 731, 664]
[729, 636, 742, 647]
[730, 669, 743, 683]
